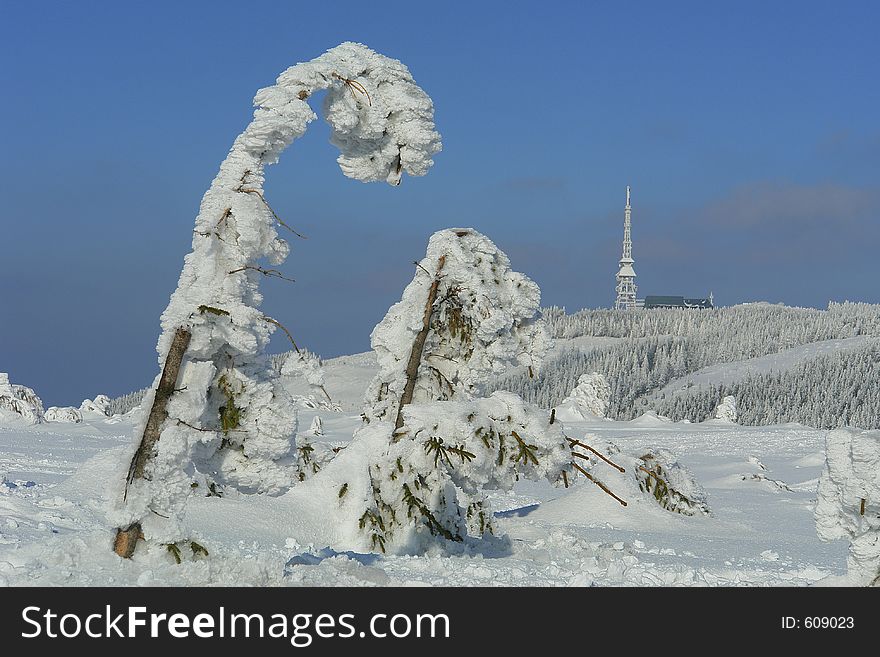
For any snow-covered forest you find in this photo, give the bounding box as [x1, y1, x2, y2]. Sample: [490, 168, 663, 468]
[656, 341, 880, 428]
[490, 302, 880, 424]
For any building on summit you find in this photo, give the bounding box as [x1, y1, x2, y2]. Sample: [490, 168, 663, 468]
[613, 186, 714, 310]
[643, 294, 714, 309]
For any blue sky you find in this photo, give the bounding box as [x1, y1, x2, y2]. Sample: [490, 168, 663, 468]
[1, 1, 878, 405]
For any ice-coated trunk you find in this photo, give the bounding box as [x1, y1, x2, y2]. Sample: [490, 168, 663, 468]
[114, 327, 191, 557]
[395, 255, 446, 430]
[125, 328, 192, 489]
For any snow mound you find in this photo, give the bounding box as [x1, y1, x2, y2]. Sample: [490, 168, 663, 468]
[628, 411, 673, 427]
[44, 406, 83, 423]
[0, 373, 44, 424]
[816, 428, 880, 585]
[554, 372, 610, 421]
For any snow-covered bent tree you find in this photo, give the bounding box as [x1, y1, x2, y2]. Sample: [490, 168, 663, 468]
[113, 42, 441, 558]
[343, 229, 571, 553]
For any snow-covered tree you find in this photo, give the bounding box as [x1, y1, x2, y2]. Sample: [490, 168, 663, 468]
[656, 341, 880, 429]
[356, 392, 571, 552]
[345, 229, 568, 553]
[307, 415, 324, 436]
[363, 228, 550, 426]
[492, 303, 880, 423]
[280, 347, 330, 402]
[554, 372, 611, 420]
[80, 394, 112, 417]
[44, 406, 83, 423]
[815, 428, 880, 586]
[113, 42, 441, 558]
[713, 395, 737, 423]
[634, 448, 711, 516]
[0, 373, 44, 424]
[107, 387, 151, 416]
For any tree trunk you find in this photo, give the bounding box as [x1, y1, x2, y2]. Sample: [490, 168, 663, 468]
[395, 256, 446, 430]
[114, 327, 192, 558]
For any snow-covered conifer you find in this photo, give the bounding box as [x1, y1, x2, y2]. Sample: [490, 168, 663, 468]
[347, 229, 567, 553]
[554, 372, 611, 420]
[815, 428, 880, 585]
[363, 228, 550, 425]
[713, 395, 737, 423]
[358, 392, 570, 552]
[80, 394, 112, 417]
[308, 415, 324, 436]
[281, 347, 330, 403]
[634, 449, 711, 516]
[114, 42, 441, 556]
[44, 406, 83, 423]
[0, 374, 44, 424]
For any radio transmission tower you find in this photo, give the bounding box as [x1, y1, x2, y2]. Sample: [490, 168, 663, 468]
[614, 186, 638, 310]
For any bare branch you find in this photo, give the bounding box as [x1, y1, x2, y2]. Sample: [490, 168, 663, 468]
[228, 265, 295, 283]
[571, 450, 592, 463]
[332, 72, 372, 106]
[568, 438, 626, 473]
[571, 462, 628, 507]
[176, 418, 245, 434]
[262, 315, 333, 403]
[216, 207, 232, 229]
[263, 315, 302, 354]
[238, 188, 307, 239]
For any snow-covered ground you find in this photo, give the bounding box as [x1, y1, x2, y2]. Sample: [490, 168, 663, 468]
[0, 398, 847, 586]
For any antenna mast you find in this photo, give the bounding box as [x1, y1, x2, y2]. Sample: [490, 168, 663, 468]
[614, 185, 638, 310]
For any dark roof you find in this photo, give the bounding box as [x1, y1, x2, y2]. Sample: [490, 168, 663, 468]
[644, 295, 713, 309]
